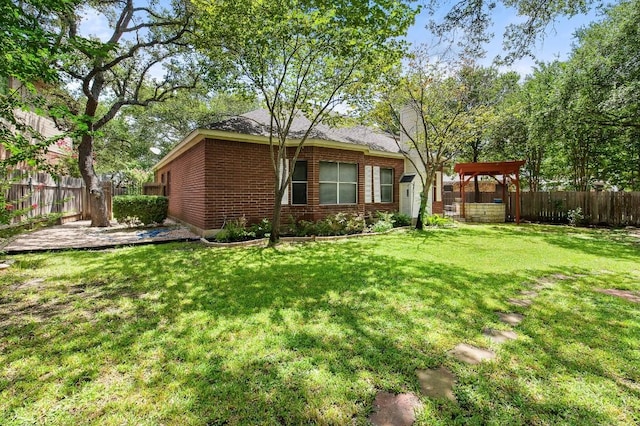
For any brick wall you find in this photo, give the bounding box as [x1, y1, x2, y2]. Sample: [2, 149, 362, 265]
[159, 138, 404, 234]
[156, 140, 207, 230]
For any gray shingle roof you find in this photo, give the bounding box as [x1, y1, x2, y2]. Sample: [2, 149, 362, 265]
[207, 109, 401, 154]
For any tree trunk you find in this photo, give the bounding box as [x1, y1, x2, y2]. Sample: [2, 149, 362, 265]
[78, 133, 110, 227]
[269, 187, 284, 246]
[415, 173, 434, 229]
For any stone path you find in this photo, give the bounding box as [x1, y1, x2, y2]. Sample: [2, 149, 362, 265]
[369, 273, 571, 426]
[1, 219, 200, 254]
[448, 343, 496, 364]
[416, 367, 457, 402]
[369, 392, 423, 426]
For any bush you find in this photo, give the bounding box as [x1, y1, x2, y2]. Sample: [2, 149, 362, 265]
[295, 220, 317, 237]
[424, 214, 452, 228]
[215, 216, 254, 242]
[391, 212, 411, 227]
[567, 207, 585, 227]
[370, 220, 393, 233]
[249, 218, 272, 238]
[113, 195, 168, 226]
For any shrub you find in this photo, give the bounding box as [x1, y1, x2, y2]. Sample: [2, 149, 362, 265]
[391, 212, 411, 227]
[424, 214, 452, 228]
[295, 220, 317, 237]
[215, 216, 254, 242]
[374, 211, 395, 224]
[370, 220, 393, 233]
[249, 218, 272, 238]
[344, 214, 366, 234]
[369, 210, 395, 233]
[113, 195, 168, 226]
[567, 207, 585, 227]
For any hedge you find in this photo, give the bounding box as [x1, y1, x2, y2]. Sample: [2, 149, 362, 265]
[113, 195, 168, 226]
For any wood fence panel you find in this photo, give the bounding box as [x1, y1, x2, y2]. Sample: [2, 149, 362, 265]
[4, 172, 85, 224]
[509, 191, 640, 226]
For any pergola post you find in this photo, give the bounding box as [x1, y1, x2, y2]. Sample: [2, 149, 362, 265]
[453, 160, 526, 224]
[515, 171, 521, 224]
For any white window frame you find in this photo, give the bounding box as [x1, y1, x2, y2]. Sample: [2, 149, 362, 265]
[380, 168, 393, 203]
[319, 161, 358, 205]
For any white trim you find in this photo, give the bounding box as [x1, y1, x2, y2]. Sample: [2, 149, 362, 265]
[364, 165, 373, 203]
[152, 129, 404, 171]
[436, 171, 442, 202]
[281, 159, 289, 205]
[373, 166, 381, 203]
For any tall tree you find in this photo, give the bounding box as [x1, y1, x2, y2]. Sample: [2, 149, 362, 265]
[375, 50, 474, 228]
[193, 0, 418, 245]
[426, 0, 598, 62]
[457, 63, 520, 200]
[95, 89, 257, 175]
[48, 0, 200, 226]
[0, 0, 76, 174]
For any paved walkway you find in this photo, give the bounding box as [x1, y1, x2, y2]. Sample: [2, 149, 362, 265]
[1, 220, 201, 254]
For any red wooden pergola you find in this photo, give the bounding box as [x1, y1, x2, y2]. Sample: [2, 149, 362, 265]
[453, 160, 526, 224]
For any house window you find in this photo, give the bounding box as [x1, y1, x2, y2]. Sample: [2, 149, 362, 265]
[291, 160, 307, 205]
[319, 161, 357, 204]
[380, 168, 393, 202]
[166, 171, 171, 196]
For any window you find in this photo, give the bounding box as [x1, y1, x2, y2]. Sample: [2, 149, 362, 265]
[291, 161, 307, 205]
[166, 171, 171, 196]
[380, 168, 393, 202]
[319, 162, 357, 204]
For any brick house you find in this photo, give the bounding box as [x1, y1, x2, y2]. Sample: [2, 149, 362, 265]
[154, 109, 442, 236]
[1, 76, 73, 166]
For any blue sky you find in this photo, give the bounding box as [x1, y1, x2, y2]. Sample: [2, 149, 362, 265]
[79, 1, 605, 78]
[406, 3, 604, 76]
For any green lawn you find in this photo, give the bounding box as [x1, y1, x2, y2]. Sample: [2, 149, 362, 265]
[1, 224, 639, 425]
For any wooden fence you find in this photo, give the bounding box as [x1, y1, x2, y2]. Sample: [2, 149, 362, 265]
[508, 191, 640, 226]
[6, 172, 85, 223]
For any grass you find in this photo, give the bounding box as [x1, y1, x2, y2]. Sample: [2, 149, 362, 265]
[0, 223, 639, 425]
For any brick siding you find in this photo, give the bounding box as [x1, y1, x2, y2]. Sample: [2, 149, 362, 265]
[156, 138, 404, 234]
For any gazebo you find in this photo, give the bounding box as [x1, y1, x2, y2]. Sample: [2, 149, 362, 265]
[453, 160, 526, 224]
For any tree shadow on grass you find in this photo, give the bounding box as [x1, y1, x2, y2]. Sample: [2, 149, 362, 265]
[482, 223, 640, 262]
[1, 235, 637, 424]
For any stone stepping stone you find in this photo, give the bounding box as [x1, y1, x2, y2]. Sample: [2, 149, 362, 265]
[508, 298, 532, 307]
[369, 392, 422, 426]
[448, 343, 496, 364]
[416, 367, 457, 402]
[483, 328, 518, 344]
[519, 290, 538, 298]
[532, 277, 555, 290]
[497, 312, 524, 326]
[0, 263, 10, 270]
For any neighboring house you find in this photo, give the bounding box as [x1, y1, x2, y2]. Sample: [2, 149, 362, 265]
[153, 109, 429, 236]
[0, 76, 72, 166]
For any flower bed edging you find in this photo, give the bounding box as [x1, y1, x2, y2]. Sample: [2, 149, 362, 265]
[199, 227, 412, 248]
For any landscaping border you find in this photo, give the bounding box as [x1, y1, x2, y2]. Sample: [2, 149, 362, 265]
[199, 227, 412, 248]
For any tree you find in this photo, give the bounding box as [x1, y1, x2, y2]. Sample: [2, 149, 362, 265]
[375, 50, 473, 229]
[0, 0, 75, 173]
[426, 0, 597, 62]
[48, 0, 201, 226]
[557, 0, 640, 189]
[457, 63, 520, 200]
[94, 89, 257, 175]
[193, 0, 418, 245]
